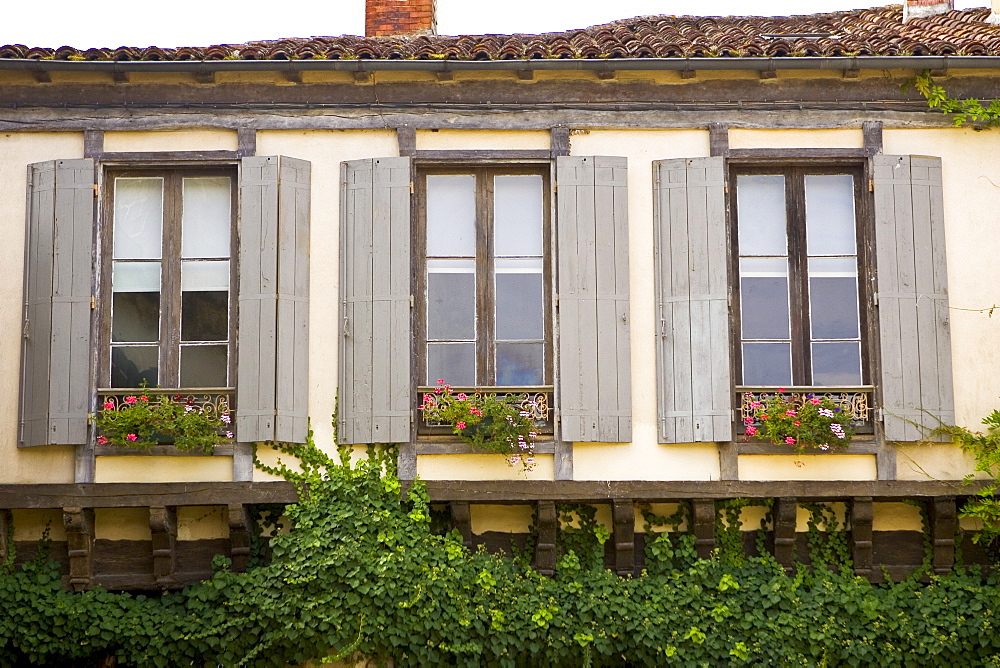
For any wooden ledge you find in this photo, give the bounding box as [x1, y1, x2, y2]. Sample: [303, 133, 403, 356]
[0, 482, 298, 509]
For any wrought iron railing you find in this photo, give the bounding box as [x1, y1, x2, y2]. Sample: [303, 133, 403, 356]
[417, 386, 554, 436]
[736, 386, 874, 436]
[96, 387, 235, 444]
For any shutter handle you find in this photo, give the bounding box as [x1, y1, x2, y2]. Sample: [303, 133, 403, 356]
[22, 318, 30, 339]
[343, 315, 350, 337]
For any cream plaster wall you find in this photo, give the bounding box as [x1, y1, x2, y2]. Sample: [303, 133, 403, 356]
[470, 504, 534, 534]
[872, 502, 924, 532]
[103, 129, 238, 152]
[95, 456, 234, 483]
[728, 128, 864, 149]
[11, 509, 67, 541]
[0, 132, 83, 483]
[417, 454, 554, 480]
[739, 455, 877, 481]
[178, 506, 229, 540]
[95, 508, 151, 540]
[640, 502, 688, 532]
[414, 130, 550, 150]
[895, 443, 989, 481]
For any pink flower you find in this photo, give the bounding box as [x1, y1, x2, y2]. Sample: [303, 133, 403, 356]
[140, 395, 149, 402]
[457, 393, 468, 401]
[434, 388, 441, 394]
[103, 401, 115, 410]
[743, 417, 754, 425]
[794, 421, 800, 427]
[221, 414, 231, 424]
[470, 408, 482, 416]
[423, 394, 433, 402]
[525, 456, 535, 464]
[455, 421, 467, 430]
[777, 387, 786, 393]
[810, 398, 821, 405]
[126, 433, 138, 442]
[528, 432, 537, 438]
[819, 444, 830, 451]
[760, 414, 769, 421]
[785, 410, 797, 417]
[750, 401, 762, 409]
[225, 431, 234, 439]
[437, 379, 445, 384]
[124, 396, 137, 404]
[745, 426, 757, 436]
[96, 436, 108, 445]
[785, 436, 796, 445]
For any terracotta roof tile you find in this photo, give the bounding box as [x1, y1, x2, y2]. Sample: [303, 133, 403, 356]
[6, 5, 1000, 62]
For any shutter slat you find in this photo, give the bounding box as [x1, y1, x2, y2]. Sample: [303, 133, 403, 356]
[21, 159, 94, 447]
[654, 157, 732, 444]
[874, 155, 954, 441]
[556, 156, 631, 443]
[339, 158, 412, 445]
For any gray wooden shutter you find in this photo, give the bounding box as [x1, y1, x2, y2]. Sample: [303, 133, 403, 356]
[555, 156, 631, 442]
[873, 155, 954, 441]
[237, 156, 311, 443]
[338, 158, 412, 445]
[20, 159, 94, 447]
[653, 157, 732, 443]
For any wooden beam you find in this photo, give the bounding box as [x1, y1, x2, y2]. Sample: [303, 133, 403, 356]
[708, 123, 729, 157]
[719, 442, 739, 481]
[549, 126, 570, 158]
[692, 499, 715, 559]
[863, 120, 883, 156]
[83, 129, 104, 159]
[413, 149, 551, 161]
[929, 496, 957, 576]
[851, 496, 874, 579]
[397, 443, 417, 482]
[149, 506, 178, 588]
[0, 482, 297, 509]
[237, 127, 257, 158]
[612, 499, 635, 577]
[396, 126, 417, 157]
[876, 441, 897, 481]
[736, 441, 879, 455]
[98, 150, 240, 162]
[63, 507, 95, 591]
[228, 504, 252, 573]
[0, 509, 11, 564]
[728, 148, 868, 161]
[773, 498, 797, 573]
[553, 441, 573, 481]
[534, 501, 557, 576]
[450, 501, 474, 549]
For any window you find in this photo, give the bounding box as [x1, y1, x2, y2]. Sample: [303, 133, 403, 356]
[101, 169, 236, 390]
[732, 167, 869, 388]
[415, 166, 551, 388]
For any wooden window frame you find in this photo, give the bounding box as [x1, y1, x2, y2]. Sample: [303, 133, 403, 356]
[729, 163, 875, 389]
[97, 166, 239, 393]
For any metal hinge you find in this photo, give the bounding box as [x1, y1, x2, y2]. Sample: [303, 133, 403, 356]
[868, 179, 874, 193]
[409, 294, 414, 308]
[724, 185, 729, 194]
[409, 181, 414, 194]
[93, 183, 98, 197]
[90, 295, 96, 309]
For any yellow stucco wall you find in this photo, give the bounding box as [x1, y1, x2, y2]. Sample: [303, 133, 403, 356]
[11, 509, 67, 541]
[95, 456, 234, 483]
[103, 129, 238, 152]
[414, 129, 550, 150]
[728, 128, 864, 149]
[178, 506, 229, 540]
[95, 508, 151, 540]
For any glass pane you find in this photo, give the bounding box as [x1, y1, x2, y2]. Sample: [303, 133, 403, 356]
[182, 177, 231, 259]
[112, 293, 159, 343]
[182, 291, 229, 342]
[737, 175, 786, 256]
[806, 174, 856, 256]
[494, 175, 543, 257]
[182, 260, 230, 291]
[742, 343, 792, 386]
[809, 258, 860, 340]
[427, 342, 476, 386]
[427, 260, 475, 341]
[812, 342, 862, 385]
[496, 343, 544, 386]
[111, 345, 158, 388]
[496, 259, 543, 340]
[740, 258, 790, 340]
[112, 261, 160, 292]
[180, 345, 228, 387]
[113, 177, 163, 260]
[426, 175, 476, 257]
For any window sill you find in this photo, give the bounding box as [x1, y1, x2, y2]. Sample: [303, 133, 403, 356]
[732, 438, 878, 456]
[94, 444, 235, 457]
[415, 440, 555, 456]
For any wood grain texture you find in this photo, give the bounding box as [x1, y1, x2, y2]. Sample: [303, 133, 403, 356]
[774, 498, 798, 573]
[851, 496, 874, 578]
[692, 499, 715, 559]
[929, 496, 957, 576]
[63, 507, 95, 591]
[228, 504, 252, 572]
[612, 499, 635, 576]
[149, 506, 177, 588]
[534, 501, 557, 576]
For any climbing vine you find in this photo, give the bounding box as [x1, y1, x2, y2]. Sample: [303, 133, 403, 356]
[911, 73, 1000, 128]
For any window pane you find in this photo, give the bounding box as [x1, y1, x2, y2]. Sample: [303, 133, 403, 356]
[806, 174, 856, 256]
[809, 258, 860, 340]
[182, 177, 231, 259]
[114, 177, 163, 260]
[737, 175, 786, 256]
[739, 258, 790, 340]
[112, 292, 160, 343]
[494, 175, 543, 257]
[113, 261, 160, 292]
[111, 345, 158, 388]
[427, 260, 476, 341]
[182, 291, 229, 342]
[180, 345, 228, 387]
[496, 343, 544, 386]
[182, 260, 230, 291]
[742, 343, 792, 386]
[812, 342, 862, 385]
[426, 175, 476, 257]
[495, 259, 544, 341]
[427, 342, 476, 386]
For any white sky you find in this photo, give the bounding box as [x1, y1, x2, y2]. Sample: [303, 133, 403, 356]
[1, 1, 989, 49]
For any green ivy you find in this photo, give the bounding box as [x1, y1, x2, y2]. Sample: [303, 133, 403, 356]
[4, 434, 1000, 665]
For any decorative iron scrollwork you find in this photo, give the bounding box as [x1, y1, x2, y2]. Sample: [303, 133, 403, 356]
[418, 388, 554, 434]
[738, 387, 873, 431]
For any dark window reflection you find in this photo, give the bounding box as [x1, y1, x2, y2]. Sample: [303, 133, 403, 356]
[111, 346, 158, 388]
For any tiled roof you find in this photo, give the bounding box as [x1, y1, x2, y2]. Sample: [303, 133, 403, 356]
[3, 5, 1000, 62]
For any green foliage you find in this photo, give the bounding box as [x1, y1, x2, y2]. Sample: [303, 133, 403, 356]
[745, 391, 853, 452]
[910, 73, 1000, 128]
[7, 435, 1000, 665]
[419, 382, 537, 469]
[96, 393, 231, 452]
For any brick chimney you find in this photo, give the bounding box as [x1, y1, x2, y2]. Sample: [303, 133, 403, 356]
[903, 0, 954, 22]
[366, 0, 437, 37]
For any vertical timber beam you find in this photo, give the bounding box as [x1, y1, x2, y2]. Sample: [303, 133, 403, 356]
[774, 498, 797, 574]
[450, 501, 474, 550]
[63, 507, 94, 591]
[612, 499, 635, 576]
[708, 123, 729, 157]
[550, 126, 570, 158]
[692, 499, 715, 559]
[396, 126, 416, 157]
[0, 509, 11, 564]
[237, 128, 257, 158]
[851, 497, 874, 580]
[83, 130, 104, 159]
[534, 501, 557, 576]
[149, 506, 178, 589]
[228, 504, 253, 573]
[863, 121, 883, 156]
[929, 496, 957, 576]
[719, 442, 739, 480]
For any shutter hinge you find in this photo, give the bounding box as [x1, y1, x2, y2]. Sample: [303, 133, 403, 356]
[92, 183, 98, 197]
[409, 294, 414, 308]
[409, 181, 414, 194]
[553, 183, 558, 194]
[90, 295, 96, 310]
[724, 185, 729, 194]
[873, 292, 878, 307]
[868, 179, 874, 193]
